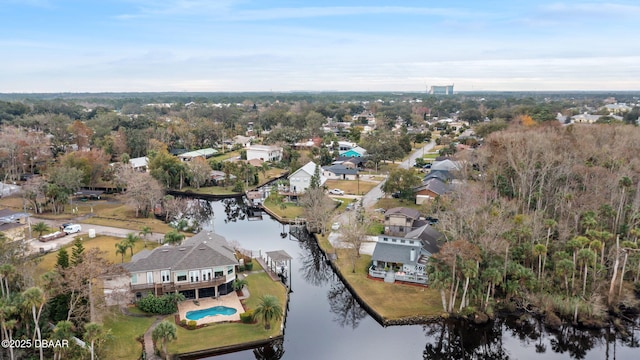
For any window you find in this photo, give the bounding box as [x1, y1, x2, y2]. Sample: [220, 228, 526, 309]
[215, 271, 224, 278]
[202, 269, 212, 281]
[189, 270, 200, 283]
[177, 275, 187, 282]
[392, 239, 397, 242]
[227, 266, 234, 275]
[400, 240, 406, 243]
[130, 274, 137, 284]
[161, 270, 170, 283]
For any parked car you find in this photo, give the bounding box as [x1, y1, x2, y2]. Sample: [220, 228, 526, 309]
[345, 203, 354, 211]
[63, 224, 82, 234]
[391, 192, 401, 198]
[331, 222, 340, 231]
[374, 208, 386, 213]
[329, 188, 345, 195]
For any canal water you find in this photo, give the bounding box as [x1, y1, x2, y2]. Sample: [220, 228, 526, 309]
[198, 199, 639, 360]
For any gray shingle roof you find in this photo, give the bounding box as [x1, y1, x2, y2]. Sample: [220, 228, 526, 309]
[384, 207, 421, 220]
[405, 224, 442, 255]
[372, 241, 422, 266]
[415, 178, 449, 196]
[322, 164, 358, 176]
[123, 230, 237, 272]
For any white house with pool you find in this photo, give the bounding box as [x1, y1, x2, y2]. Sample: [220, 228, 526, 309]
[123, 230, 239, 301]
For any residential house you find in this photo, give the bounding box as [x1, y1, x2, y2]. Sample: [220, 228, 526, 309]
[0, 209, 30, 241]
[129, 156, 149, 172]
[424, 170, 453, 183]
[384, 207, 421, 236]
[322, 164, 358, 180]
[339, 146, 367, 158]
[123, 230, 238, 300]
[178, 148, 218, 162]
[246, 145, 283, 163]
[288, 161, 326, 193]
[414, 178, 449, 205]
[233, 135, 252, 148]
[369, 223, 442, 284]
[209, 170, 236, 186]
[571, 114, 601, 124]
[334, 156, 366, 169]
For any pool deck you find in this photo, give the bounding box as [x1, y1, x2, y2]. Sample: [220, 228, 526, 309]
[178, 293, 244, 326]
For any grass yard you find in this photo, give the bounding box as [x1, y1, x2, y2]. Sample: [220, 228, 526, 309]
[80, 203, 174, 234]
[262, 197, 304, 220]
[324, 179, 376, 196]
[374, 197, 424, 212]
[168, 267, 287, 355]
[333, 249, 443, 319]
[35, 235, 160, 279]
[422, 152, 439, 159]
[103, 313, 158, 360]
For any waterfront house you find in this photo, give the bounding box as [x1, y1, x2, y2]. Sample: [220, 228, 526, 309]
[123, 230, 239, 300]
[369, 223, 442, 285]
[129, 156, 149, 172]
[288, 161, 326, 193]
[246, 144, 283, 163]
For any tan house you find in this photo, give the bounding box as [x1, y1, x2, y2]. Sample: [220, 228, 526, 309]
[123, 230, 238, 300]
[384, 207, 421, 236]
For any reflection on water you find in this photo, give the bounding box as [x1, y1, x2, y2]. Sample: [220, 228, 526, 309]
[327, 281, 368, 330]
[196, 199, 640, 360]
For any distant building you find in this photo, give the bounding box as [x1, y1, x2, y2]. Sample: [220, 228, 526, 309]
[428, 85, 454, 95]
[178, 148, 218, 161]
[288, 161, 326, 193]
[246, 145, 283, 162]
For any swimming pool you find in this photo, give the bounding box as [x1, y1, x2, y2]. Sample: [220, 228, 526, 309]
[185, 306, 238, 320]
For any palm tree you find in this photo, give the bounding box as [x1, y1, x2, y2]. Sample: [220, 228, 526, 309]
[0, 264, 15, 297]
[23, 287, 46, 360]
[84, 322, 108, 360]
[152, 321, 177, 360]
[52, 320, 73, 360]
[124, 232, 140, 256]
[163, 230, 185, 246]
[32, 221, 50, 238]
[233, 278, 248, 293]
[532, 243, 547, 281]
[139, 226, 152, 247]
[115, 242, 128, 263]
[0, 300, 17, 360]
[253, 295, 283, 330]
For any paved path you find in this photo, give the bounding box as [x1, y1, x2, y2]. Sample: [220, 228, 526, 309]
[143, 317, 165, 360]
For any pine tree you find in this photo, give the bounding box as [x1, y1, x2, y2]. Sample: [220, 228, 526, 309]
[56, 248, 70, 269]
[70, 238, 84, 266]
[309, 163, 321, 189]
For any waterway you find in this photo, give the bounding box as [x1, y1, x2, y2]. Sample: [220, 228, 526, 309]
[198, 198, 639, 360]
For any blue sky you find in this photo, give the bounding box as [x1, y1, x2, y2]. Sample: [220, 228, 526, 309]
[1, 0, 639, 92]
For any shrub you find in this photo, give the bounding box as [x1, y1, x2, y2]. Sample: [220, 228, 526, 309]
[238, 265, 246, 272]
[240, 310, 254, 323]
[187, 320, 197, 330]
[136, 293, 185, 315]
[244, 262, 253, 271]
[180, 319, 187, 327]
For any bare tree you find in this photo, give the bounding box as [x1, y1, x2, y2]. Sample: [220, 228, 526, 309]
[119, 168, 164, 217]
[299, 187, 335, 234]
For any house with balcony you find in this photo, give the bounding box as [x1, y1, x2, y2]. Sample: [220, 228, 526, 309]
[369, 223, 442, 285]
[123, 230, 238, 300]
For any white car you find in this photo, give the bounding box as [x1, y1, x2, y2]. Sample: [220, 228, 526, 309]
[331, 222, 340, 231]
[329, 189, 344, 195]
[63, 224, 82, 234]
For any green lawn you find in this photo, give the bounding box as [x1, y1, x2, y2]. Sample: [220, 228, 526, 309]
[334, 250, 443, 319]
[35, 235, 160, 279]
[373, 197, 424, 211]
[262, 197, 304, 220]
[168, 268, 287, 355]
[315, 234, 442, 320]
[103, 313, 158, 360]
[325, 179, 377, 196]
